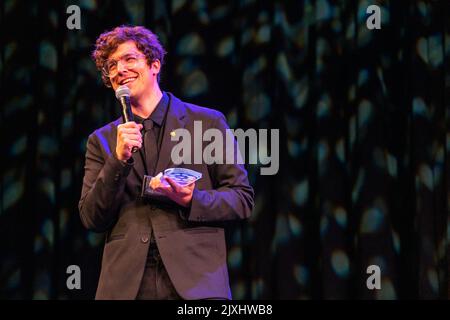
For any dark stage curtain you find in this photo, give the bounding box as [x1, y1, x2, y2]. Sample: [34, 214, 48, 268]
[0, 0, 448, 299]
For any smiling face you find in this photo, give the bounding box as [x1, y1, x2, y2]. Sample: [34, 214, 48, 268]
[107, 41, 160, 100]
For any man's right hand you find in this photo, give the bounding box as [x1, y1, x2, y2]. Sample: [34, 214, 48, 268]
[116, 121, 143, 162]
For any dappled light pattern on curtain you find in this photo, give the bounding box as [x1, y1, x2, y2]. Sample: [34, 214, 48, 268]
[0, 0, 448, 299]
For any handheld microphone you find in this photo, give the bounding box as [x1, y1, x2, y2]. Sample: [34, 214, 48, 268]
[115, 85, 138, 153]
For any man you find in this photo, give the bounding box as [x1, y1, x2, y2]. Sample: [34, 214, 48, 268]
[79, 25, 254, 300]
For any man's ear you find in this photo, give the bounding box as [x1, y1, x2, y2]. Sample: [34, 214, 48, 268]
[151, 59, 161, 74]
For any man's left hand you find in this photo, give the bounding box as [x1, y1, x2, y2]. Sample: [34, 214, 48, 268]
[154, 176, 195, 207]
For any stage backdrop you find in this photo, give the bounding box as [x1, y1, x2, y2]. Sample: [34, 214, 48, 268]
[0, 0, 449, 299]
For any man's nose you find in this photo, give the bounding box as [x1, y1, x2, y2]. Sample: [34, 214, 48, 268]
[117, 61, 127, 73]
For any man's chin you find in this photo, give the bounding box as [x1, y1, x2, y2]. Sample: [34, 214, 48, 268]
[130, 86, 143, 97]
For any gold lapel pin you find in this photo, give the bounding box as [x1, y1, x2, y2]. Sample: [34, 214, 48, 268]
[170, 130, 176, 137]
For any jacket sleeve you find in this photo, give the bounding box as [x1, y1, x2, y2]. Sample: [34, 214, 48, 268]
[78, 132, 133, 232]
[186, 111, 254, 222]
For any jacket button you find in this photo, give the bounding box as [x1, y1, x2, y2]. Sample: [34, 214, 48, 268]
[141, 236, 149, 243]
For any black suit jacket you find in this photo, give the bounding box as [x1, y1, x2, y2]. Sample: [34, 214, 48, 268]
[79, 92, 254, 299]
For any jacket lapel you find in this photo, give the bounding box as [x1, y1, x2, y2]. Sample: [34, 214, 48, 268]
[131, 145, 146, 180]
[154, 92, 187, 175]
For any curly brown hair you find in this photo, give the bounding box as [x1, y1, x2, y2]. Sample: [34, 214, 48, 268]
[92, 25, 167, 87]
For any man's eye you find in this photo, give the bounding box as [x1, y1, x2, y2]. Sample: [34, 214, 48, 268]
[126, 57, 137, 62]
[108, 62, 117, 70]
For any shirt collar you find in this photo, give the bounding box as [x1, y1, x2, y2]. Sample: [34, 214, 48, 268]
[133, 91, 169, 127]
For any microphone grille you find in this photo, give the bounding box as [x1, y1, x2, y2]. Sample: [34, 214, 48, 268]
[115, 85, 131, 99]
